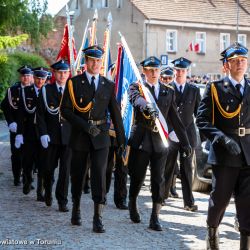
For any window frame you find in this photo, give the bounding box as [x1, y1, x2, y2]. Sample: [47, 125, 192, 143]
[196, 32, 206, 54]
[102, 0, 109, 8]
[238, 34, 247, 47]
[220, 33, 230, 52]
[166, 29, 178, 53]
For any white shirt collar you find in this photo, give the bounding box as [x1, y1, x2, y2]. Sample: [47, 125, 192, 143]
[56, 82, 65, 92]
[229, 75, 245, 88]
[85, 71, 99, 89]
[146, 81, 160, 98]
[174, 81, 186, 92]
[34, 85, 40, 96]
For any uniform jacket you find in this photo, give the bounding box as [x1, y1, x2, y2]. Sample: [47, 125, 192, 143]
[128, 81, 190, 153]
[196, 76, 250, 167]
[60, 72, 125, 151]
[16, 84, 39, 142]
[1, 82, 23, 125]
[171, 82, 201, 147]
[36, 83, 71, 145]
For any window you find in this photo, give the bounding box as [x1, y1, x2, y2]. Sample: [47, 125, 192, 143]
[87, 0, 94, 8]
[196, 32, 206, 53]
[75, 0, 79, 9]
[238, 34, 247, 47]
[220, 33, 230, 52]
[117, 0, 122, 8]
[166, 30, 177, 52]
[102, 0, 108, 8]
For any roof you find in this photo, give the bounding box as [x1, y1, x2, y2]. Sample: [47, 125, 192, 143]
[131, 0, 250, 27]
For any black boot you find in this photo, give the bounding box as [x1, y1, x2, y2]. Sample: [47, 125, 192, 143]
[71, 200, 81, 226]
[128, 198, 141, 223]
[149, 203, 162, 231]
[170, 175, 179, 198]
[206, 225, 219, 250]
[37, 177, 45, 202]
[240, 234, 250, 250]
[93, 203, 105, 233]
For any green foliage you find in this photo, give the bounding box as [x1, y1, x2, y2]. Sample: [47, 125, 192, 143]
[0, 51, 48, 103]
[0, 34, 29, 49]
[0, 0, 53, 49]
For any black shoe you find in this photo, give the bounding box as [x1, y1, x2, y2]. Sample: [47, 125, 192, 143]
[14, 179, 21, 186]
[71, 205, 81, 226]
[149, 215, 163, 231]
[149, 203, 162, 231]
[93, 217, 105, 233]
[128, 200, 141, 223]
[184, 204, 198, 212]
[93, 204, 105, 233]
[59, 204, 69, 212]
[23, 182, 31, 195]
[45, 195, 53, 207]
[37, 193, 45, 202]
[116, 201, 128, 210]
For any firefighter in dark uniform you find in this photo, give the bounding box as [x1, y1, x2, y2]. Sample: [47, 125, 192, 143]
[128, 56, 191, 231]
[15, 67, 48, 201]
[1, 66, 33, 186]
[36, 60, 71, 212]
[164, 58, 201, 212]
[60, 45, 125, 233]
[160, 66, 180, 201]
[196, 42, 250, 250]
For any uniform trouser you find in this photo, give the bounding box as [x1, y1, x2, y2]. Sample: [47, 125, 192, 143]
[43, 144, 71, 205]
[10, 132, 22, 182]
[106, 144, 128, 205]
[71, 147, 109, 204]
[128, 148, 167, 203]
[22, 140, 45, 186]
[164, 141, 194, 206]
[207, 165, 250, 235]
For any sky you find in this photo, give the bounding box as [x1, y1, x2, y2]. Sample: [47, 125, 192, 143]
[47, 0, 69, 16]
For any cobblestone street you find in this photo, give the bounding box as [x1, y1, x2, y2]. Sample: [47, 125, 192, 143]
[0, 121, 240, 250]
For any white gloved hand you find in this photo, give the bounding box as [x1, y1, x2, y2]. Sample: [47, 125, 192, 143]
[40, 135, 50, 148]
[8, 122, 17, 133]
[15, 134, 24, 148]
[169, 131, 179, 143]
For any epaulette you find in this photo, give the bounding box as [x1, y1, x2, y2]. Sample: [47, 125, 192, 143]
[165, 84, 174, 90]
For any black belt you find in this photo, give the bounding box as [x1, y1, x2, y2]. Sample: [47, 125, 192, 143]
[87, 119, 106, 126]
[223, 127, 250, 137]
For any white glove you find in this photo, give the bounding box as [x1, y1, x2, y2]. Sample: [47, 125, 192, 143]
[169, 131, 179, 143]
[15, 134, 24, 148]
[40, 135, 50, 148]
[8, 122, 17, 133]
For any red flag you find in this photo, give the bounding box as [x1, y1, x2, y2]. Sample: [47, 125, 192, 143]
[56, 24, 77, 66]
[194, 43, 200, 52]
[188, 42, 193, 51]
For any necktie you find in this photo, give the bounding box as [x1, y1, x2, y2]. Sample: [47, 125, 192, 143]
[179, 85, 183, 94]
[58, 87, 63, 100]
[91, 76, 96, 97]
[150, 85, 157, 101]
[235, 83, 242, 99]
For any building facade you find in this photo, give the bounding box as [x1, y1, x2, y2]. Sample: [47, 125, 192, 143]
[55, 0, 250, 78]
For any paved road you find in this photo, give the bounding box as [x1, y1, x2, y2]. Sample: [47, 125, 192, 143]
[0, 121, 240, 249]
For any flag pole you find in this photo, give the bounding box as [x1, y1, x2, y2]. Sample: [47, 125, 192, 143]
[101, 12, 113, 76]
[66, 4, 75, 76]
[74, 19, 90, 71]
[236, 0, 239, 37]
[118, 31, 169, 148]
[90, 9, 98, 46]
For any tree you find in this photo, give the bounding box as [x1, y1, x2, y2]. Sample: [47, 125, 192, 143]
[0, 0, 53, 48]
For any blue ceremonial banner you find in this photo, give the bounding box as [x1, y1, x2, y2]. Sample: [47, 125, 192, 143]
[116, 47, 137, 154]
